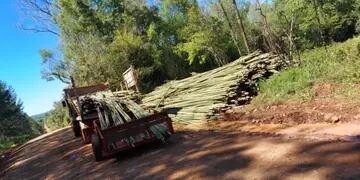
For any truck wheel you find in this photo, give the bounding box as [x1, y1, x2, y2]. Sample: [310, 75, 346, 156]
[91, 133, 103, 161]
[72, 120, 81, 137]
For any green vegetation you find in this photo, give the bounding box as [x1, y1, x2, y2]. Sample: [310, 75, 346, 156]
[43, 102, 70, 131]
[15, 0, 360, 130]
[254, 36, 360, 104]
[0, 81, 43, 153]
[0, 134, 34, 154]
[20, 0, 360, 92]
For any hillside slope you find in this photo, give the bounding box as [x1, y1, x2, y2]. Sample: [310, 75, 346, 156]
[224, 36, 360, 127]
[254, 36, 360, 105]
[31, 112, 48, 121]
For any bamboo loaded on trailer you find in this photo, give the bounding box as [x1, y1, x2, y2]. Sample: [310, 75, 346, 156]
[78, 91, 171, 146]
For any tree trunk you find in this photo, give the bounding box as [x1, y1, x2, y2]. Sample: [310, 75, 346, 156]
[219, 0, 242, 56]
[255, 0, 276, 53]
[232, 0, 250, 54]
[255, 0, 288, 63]
[287, 17, 294, 58]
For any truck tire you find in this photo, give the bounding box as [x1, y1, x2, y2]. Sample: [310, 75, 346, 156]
[91, 133, 103, 161]
[72, 120, 81, 137]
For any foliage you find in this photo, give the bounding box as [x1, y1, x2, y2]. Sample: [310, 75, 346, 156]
[0, 81, 43, 154]
[29, 119, 44, 136]
[43, 102, 70, 131]
[175, 4, 234, 65]
[19, 0, 360, 94]
[0, 135, 32, 154]
[253, 36, 360, 104]
[0, 81, 32, 136]
[269, 0, 360, 49]
[0, 119, 42, 153]
[40, 49, 72, 84]
[8, 0, 360, 139]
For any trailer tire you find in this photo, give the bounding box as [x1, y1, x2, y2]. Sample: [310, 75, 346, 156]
[165, 135, 177, 144]
[91, 133, 103, 161]
[72, 120, 81, 137]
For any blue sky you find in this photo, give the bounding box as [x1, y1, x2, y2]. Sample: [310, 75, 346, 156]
[0, 0, 66, 116]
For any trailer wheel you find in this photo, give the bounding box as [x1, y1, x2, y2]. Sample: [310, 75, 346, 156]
[72, 120, 81, 137]
[165, 135, 177, 144]
[91, 133, 103, 161]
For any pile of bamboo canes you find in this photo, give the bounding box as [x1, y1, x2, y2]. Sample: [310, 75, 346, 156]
[113, 90, 141, 103]
[142, 51, 285, 125]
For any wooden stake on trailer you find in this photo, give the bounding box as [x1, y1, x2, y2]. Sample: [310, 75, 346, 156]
[70, 76, 83, 122]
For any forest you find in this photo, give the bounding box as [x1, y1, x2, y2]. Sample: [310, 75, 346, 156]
[1, 0, 360, 147]
[20, 0, 360, 91]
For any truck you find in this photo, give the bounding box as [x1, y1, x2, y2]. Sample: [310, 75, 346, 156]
[62, 83, 174, 161]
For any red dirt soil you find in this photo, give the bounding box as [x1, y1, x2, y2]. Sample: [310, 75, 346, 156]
[223, 98, 360, 125]
[1, 126, 360, 179]
[223, 83, 360, 125]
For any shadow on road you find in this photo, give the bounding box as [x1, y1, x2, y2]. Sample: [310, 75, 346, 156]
[1, 127, 360, 179]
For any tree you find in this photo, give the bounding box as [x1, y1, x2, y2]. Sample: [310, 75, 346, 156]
[176, 4, 232, 66]
[18, 0, 360, 92]
[270, 0, 360, 49]
[0, 81, 32, 137]
[40, 49, 71, 84]
[219, 0, 242, 56]
[232, 0, 250, 54]
[43, 102, 70, 131]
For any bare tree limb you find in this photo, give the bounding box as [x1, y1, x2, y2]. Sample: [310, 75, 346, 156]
[19, 24, 59, 36]
[17, 0, 60, 36]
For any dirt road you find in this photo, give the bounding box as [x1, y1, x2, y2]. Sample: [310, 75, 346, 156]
[1, 126, 360, 180]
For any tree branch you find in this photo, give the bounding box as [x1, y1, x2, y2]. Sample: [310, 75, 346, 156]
[19, 25, 60, 36]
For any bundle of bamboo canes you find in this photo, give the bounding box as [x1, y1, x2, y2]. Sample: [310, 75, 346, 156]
[79, 91, 170, 144]
[142, 51, 285, 126]
[79, 92, 145, 127]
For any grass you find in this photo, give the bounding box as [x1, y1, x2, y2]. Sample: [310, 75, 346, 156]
[253, 36, 360, 105]
[334, 84, 360, 103]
